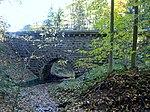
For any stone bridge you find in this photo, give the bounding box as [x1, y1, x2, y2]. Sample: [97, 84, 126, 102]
[5, 30, 106, 81]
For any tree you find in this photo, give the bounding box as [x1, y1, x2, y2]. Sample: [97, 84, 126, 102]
[22, 24, 32, 31]
[43, 6, 55, 28]
[109, 0, 114, 72]
[0, 0, 21, 33]
[43, 7, 64, 33]
[69, 0, 149, 71]
[0, 17, 11, 39]
[54, 8, 64, 31]
[0, 18, 5, 34]
[75, 0, 132, 69]
[138, 0, 150, 30]
[67, 0, 87, 30]
[131, 0, 139, 68]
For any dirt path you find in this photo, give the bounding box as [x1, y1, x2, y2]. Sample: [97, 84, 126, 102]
[17, 83, 59, 112]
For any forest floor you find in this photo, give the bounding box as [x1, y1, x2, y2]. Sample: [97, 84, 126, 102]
[51, 68, 150, 112]
[0, 41, 150, 112]
[0, 82, 60, 112]
[0, 41, 59, 112]
[16, 83, 59, 112]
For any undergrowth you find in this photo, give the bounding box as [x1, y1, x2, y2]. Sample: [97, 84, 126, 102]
[49, 65, 150, 111]
[48, 63, 127, 110]
[0, 41, 24, 111]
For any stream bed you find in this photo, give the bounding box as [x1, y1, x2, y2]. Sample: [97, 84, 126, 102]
[17, 83, 59, 112]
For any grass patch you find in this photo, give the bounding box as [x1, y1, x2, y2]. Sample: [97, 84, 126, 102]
[56, 63, 126, 90]
[56, 64, 108, 90]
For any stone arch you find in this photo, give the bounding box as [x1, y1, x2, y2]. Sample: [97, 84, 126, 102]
[42, 58, 75, 81]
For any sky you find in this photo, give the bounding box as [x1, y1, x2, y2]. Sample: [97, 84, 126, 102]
[0, 0, 72, 31]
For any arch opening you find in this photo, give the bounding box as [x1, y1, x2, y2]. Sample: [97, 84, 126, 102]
[42, 58, 75, 81]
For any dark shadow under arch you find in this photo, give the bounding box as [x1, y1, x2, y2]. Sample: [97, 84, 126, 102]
[42, 58, 75, 81]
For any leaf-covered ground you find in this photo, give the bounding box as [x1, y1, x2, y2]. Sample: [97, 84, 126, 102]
[0, 41, 59, 112]
[50, 68, 150, 112]
[0, 41, 150, 112]
[16, 83, 59, 112]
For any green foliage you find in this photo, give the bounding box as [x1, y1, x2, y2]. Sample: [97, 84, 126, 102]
[0, 75, 15, 92]
[0, 66, 2, 74]
[0, 73, 20, 111]
[67, 0, 87, 30]
[137, 34, 150, 67]
[57, 65, 106, 89]
[0, 43, 5, 52]
[48, 64, 128, 111]
[42, 7, 64, 32]
[48, 64, 109, 104]
[73, 0, 149, 70]
[54, 63, 126, 91]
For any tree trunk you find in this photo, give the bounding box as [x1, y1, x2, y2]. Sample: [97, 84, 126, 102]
[131, 0, 138, 68]
[109, 0, 114, 73]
